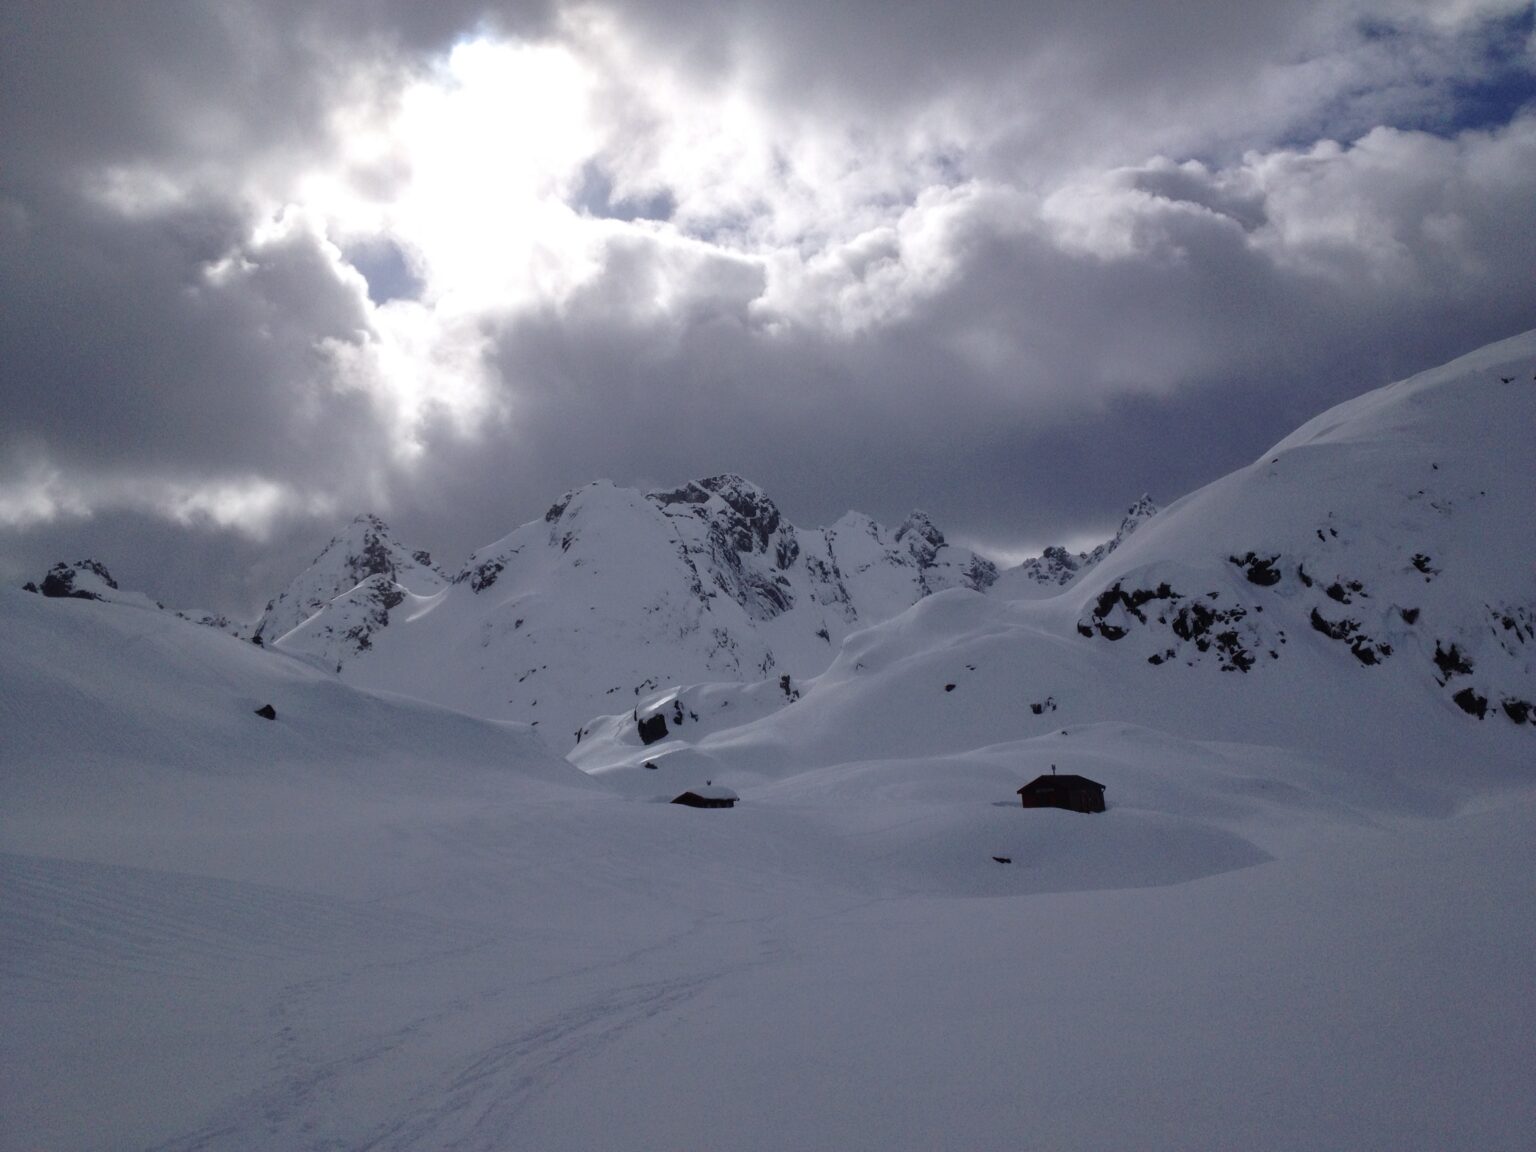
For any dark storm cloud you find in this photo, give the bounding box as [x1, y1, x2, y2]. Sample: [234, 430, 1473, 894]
[2, 0, 1534, 613]
[0, 195, 378, 474]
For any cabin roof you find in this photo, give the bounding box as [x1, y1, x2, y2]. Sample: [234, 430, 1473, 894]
[1018, 774, 1105, 793]
[680, 783, 739, 801]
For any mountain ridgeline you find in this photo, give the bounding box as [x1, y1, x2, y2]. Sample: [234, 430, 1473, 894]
[22, 331, 1536, 762]
[251, 474, 1046, 742]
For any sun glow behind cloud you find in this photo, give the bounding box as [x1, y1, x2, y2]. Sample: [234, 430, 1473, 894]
[27, 1, 1534, 551]
[284, 23, 1000, 458]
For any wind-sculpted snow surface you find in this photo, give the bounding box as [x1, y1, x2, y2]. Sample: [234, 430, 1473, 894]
[270, 475, 997, 746]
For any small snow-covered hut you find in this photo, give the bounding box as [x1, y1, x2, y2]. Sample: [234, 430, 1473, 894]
[1017, 773, 1105, 814]
[671, 781, 739, 809]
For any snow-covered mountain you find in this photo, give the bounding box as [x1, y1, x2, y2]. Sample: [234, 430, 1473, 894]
[7, 331, 1536, 1152]
[267, 474, 997, 744]
[253, 513, 447, 645]
[574, 330, 1536, 790]
[21, 558, 254, 638]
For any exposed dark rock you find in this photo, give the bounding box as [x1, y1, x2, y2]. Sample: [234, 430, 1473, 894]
[1171, 601, 1217, 642]
[336, 581, 407, 653]
[1325, 579, 1365, 604]
[944, 683, 956, 692]
[254, 704, 277, 720]
[22, 581, 38, 593]
[1433, 641, 1474, 680]
[544, 494, 572, 522]
[1080, 581, 1260, 672]
[638, 713, 668, 745]
[1309, 608, 1355, 641]
[467, 560, 504, 593]
[1309, 607, 1391, 666]
[1491, 604, 1534, 650]
[1230, 552, 1282, 586]
[1080, 581, 1178, 641]
[38, 560, 118, 599]
[1217, 632, 1255, 672]
[896, 511, 946, 568]
[1452, 687, 1488, 719]
[1399, 607, 1420, 624]
[653, 474, 784, 556]
[992, 856, 1012, 864]
[1500, 698, 1532, 725]
[964, 556, 1000, 591]
[1411, 553, 1438, 577]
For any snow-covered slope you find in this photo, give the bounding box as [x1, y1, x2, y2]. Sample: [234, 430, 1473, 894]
[6, 333, 1536, 1152]
[270, 475, 996, 745]
[0, 589, 594, 876]
[21, 557, 256, 638]
[576, 332, 1536, 805]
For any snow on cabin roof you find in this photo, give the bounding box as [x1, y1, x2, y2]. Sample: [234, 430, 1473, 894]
[689, 782, 739, 801]
[1018, 774, 1105, 792]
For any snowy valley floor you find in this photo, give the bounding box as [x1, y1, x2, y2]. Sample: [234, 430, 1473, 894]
[5, 777, 1535, 1151]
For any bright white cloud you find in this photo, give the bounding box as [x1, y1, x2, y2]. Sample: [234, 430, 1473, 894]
[49, 2, 1536, 545]
[0, 463, 335, 537]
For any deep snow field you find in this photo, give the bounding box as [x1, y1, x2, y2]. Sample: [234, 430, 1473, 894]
[4, 333, 1536, 1150]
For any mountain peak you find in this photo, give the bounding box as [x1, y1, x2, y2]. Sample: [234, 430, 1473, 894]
[29, 559, 120, 599]
[650, 474, 785, 558]
[895, 511, 945, 566]
[254, 513, 444, 644]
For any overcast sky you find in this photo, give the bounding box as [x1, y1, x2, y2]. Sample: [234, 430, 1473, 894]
[2, 0, 1533, 614]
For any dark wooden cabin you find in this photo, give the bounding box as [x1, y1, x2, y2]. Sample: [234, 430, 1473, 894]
[671, 782, 739, 809]
[1017, 773, 1106, 814]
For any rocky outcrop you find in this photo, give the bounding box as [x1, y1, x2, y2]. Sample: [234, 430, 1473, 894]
[254, 514, 445, 644]
[30, 560, 120, 600]
[999, 496, 1159, 595]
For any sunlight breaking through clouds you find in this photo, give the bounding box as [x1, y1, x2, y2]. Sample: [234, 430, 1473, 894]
[242, 20, 1003, 458]
[5, 0, 1534, 584]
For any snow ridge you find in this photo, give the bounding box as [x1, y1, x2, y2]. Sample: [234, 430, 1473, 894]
[267, 476, 999, 745]
[254, 514, 446, 644]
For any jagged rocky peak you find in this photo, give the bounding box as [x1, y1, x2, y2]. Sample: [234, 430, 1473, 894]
[25, 559, 120, 600]
[1084, 494, 1159, 567]
[1115, 494, 1158, 539]
[23, 559, 174, 615]
[650, 474, 787, 556]
[991, 495, 1160, 598]
[255, 512, 444, 643]
[333, 514, 410, 584]
[895, 511, 945, 567]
